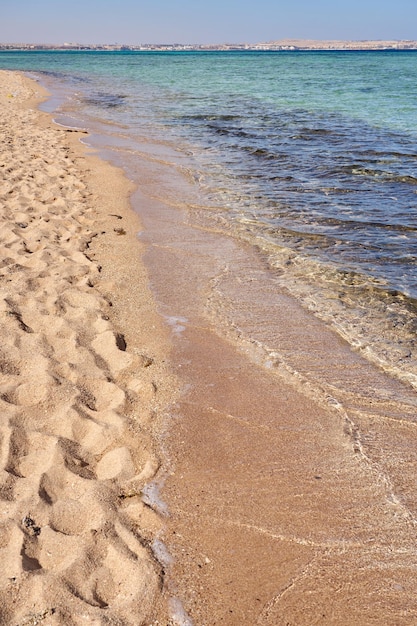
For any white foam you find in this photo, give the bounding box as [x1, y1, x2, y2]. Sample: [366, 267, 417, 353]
[169, 597, 194, 626]
[141, 479, 169, 516]
[165, 315, 188, 335]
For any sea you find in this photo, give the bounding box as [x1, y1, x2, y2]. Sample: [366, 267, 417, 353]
[1, 49, 417, 390]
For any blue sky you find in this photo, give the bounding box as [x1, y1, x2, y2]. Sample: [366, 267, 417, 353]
[1, 0, 416, 44]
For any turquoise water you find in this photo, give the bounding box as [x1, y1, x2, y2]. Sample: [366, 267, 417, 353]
[1, 50, 417, 380]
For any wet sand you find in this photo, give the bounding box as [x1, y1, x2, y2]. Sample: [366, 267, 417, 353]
[132, 154, 417, 624]
[3, 68, 417, 626]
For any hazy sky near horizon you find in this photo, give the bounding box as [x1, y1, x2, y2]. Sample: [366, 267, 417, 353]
[1, 0, 416, 44]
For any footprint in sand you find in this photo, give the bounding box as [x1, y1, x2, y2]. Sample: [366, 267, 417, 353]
[0, 71, 166, 625]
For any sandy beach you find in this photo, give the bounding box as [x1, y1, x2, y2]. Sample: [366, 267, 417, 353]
[3, 66, 417, 626]
[0, 70, 175, 624]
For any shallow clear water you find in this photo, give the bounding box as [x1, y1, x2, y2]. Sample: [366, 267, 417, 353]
[1, 50, 417, 382]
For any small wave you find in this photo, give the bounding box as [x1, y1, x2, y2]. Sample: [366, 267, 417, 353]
[37, 69, 66, 79]
[248, 234, 417, 386]
[350, 166, 417, 184]
[290, 129, 338, 141]
[184, 113, 241, 122]
[37, 70, 90, 84]
[299, 127, 335, 135]
[314, 216, 417, 233]
[356, 149, 417, 160]
[207, 124, 252, 139]
[83, 92, 128, 109]
[243, 146, 287, 160]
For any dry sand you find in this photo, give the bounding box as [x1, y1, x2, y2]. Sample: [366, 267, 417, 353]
[0, 70, 174, 625]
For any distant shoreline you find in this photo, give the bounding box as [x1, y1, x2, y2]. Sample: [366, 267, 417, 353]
[1, 39, 417, 52]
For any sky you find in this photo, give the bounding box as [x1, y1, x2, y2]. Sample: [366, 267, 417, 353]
[1, 0, 416, 45]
